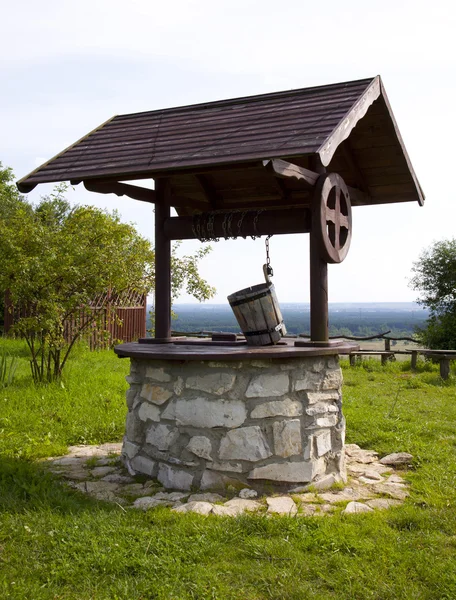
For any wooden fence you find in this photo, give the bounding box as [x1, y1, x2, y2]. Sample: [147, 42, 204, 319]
[3, 290, 147, 349]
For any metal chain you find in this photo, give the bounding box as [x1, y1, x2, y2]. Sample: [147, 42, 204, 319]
[193, 209, 266, 243]
[221, 212, 229, 238]
[251, 209, 263, 239]
[207, 212, 219, 242]
[227, 211, 236, 239]
[237, 211, 247, 238]
[265, 234, 273, 277]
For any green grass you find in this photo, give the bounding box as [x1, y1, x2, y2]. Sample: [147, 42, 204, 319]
[1, 340, 456, 599]
[0, 338, 129, 459]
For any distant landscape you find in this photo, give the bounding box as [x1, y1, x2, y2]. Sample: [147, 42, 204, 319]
[147, 302, 428, 338]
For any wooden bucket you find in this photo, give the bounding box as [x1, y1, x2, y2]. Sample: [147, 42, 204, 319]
[228, 278, 287, 346]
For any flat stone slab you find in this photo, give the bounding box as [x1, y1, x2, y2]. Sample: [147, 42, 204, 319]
[379, 452, 413, 466]
[342, 501, 374, 515]
[266, 496, 297, 515]
[187, 492, 224, 503]
[173, 501, 214, 515]
[44, 442, 412, 517]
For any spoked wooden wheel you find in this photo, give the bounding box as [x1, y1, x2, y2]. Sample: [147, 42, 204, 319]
[313, 173, 352, 264]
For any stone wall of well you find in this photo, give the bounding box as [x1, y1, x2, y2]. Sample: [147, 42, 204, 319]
[122, 355, 346, 492]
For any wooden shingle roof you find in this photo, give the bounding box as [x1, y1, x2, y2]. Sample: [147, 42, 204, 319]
[17, 76, 424, 208]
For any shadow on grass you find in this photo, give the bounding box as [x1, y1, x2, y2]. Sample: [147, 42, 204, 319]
[0, 455, 105, 515]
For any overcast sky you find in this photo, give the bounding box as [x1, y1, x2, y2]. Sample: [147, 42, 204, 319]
[1, 0, 455, 304]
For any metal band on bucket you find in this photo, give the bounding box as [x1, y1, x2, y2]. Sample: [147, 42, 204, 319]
[229, 289, 271, 307]
[243, 322, 284, 337]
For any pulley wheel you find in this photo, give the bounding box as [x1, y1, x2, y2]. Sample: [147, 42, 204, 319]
[313, 173, 352, 264]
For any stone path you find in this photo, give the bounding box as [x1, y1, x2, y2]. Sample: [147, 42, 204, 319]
[44, 443, 411, 517]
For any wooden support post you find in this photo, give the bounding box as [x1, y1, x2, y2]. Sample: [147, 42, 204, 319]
[440, 358, 450, 380]
[381, 354, 388, 366]
[309, 157, 329, 343]
[154, 180, 172, 341]
[411, 350, 418, 370]
[350, 354, 356, 367]
[385, 338, 391, 351]
[310, 234, 329, 342]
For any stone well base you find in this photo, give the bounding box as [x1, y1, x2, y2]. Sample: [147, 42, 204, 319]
[121, 354, 346, 492]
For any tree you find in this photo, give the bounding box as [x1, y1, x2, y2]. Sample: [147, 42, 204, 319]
[0, 162, 31, 329]
[410, 239, 456, 349]
[0, 172, 215, 381]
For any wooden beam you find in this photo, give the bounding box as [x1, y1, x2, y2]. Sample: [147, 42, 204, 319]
[194, 174, 219, 209]
[163, 207, 311, 241]
[263, 158, 319, 187]
[84, 180, 156, 203]
[154, 180, 172, 341]
[83, 180, 210, 210]
[264, 158, 370, 206]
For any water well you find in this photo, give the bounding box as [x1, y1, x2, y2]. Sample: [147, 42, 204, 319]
[17, 76, 424, 491]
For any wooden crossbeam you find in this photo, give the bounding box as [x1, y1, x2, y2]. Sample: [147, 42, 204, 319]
[163, 207, 311, 240]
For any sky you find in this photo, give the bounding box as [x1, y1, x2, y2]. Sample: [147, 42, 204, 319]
[1, 0, 455, 305]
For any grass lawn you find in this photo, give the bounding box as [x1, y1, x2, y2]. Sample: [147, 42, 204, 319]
[1, 339, 455, 599]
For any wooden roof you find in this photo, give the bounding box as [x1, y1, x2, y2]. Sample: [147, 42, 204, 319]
[17, 75, 424, 208]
